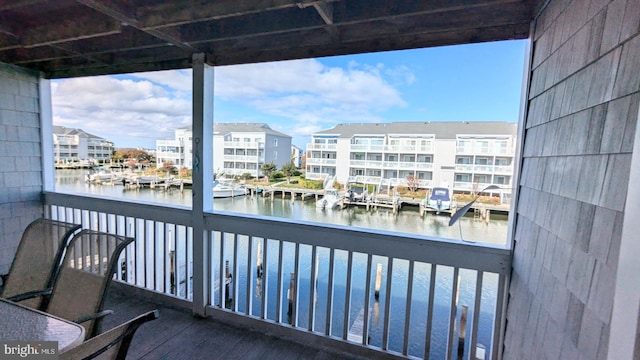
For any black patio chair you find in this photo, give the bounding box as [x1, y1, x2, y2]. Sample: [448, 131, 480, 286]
[60, 310, 159, 360]
[1, 218, 81, 310]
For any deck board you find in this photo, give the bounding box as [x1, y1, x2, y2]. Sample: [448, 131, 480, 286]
[100, 290, 353, 360]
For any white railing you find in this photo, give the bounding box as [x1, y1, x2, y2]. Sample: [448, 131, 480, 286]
[224, 141, 264, 148]
[44, 192, 510, 360]
[455, 165, 514, 174]
[305, 172, 330, 180]
[416, 162, 434, 170]
[223, 155, 260, 162]
[307, 143, 337, 151]
[306, 158, 337, 166]
[349, 144, 434, 153]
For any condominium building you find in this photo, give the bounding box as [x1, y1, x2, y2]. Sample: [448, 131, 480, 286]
[52, 125, 114, 164]
[306, 121, 517, 198]
[156, 123, 292, 177]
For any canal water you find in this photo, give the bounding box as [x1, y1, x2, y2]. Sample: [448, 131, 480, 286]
[55, 170, 509, 245]
[55, 170, 509, 358]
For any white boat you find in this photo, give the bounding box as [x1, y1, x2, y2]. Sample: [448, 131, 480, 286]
[86, 172, 118, 183]
[425, 187, 456, 214]
[344, 183, 368, 202]
[316, 189, 342, 209]
[213, 180, 247, 198]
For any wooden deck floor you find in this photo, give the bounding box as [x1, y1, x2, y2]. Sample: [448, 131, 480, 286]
[101, 290, 348, 360]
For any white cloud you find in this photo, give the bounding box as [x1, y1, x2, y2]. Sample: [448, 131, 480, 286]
[214, 59, 408, 128]
[51, 58, 412, 148]
[52, 75, 190, 148]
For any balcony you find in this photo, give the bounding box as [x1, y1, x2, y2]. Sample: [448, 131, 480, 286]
[223, 154, 262, 162]
[349, 144, 434, 153]
[349, 160, 383, 168]
[307, 143, 337, 151]
[455, 165, 514, 174]
[224, 141, 264, 148]
[44, 191, 510, 360]
[306, 158, 337, 166]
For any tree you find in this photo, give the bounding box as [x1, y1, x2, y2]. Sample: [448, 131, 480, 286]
[406, 175, 420, 193]
[261, 162, 277, 181]
[281, 163, 297, 184]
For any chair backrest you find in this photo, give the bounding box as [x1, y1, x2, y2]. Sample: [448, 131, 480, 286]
[46, 230, 134, 339]
[60, 310, 158, 360]
[1, 218, 81, 309]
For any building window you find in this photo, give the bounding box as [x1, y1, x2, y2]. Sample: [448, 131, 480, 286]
[455, 174, 470, 182]
[273, 151, 277, 159]
[495, 176, 507, 184]
[274, 139, 278, 147]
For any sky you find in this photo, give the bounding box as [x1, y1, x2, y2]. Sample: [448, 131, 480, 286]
[51, 40, 528, 149]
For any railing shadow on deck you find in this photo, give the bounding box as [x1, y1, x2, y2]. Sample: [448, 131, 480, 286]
[45, 191, 511, 360]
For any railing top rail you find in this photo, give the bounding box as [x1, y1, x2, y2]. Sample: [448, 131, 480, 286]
[44, 191, 193, 227]
[203, 211, 510, 275]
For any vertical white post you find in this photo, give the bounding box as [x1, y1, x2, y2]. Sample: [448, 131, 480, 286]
[608, 101, 640, 359]
[191, 53, 213, 316]
[39, 77, 55, 192]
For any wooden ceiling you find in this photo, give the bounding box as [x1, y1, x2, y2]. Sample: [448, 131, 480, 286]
[0, 0, 539, 78]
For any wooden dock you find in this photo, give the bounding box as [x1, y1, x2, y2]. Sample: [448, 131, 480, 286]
[347, 308, 367, 344]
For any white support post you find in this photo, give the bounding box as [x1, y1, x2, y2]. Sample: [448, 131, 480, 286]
[39, 77, 55, 192]
[608, 99, 640, 359]
[191, 53, 214, 316]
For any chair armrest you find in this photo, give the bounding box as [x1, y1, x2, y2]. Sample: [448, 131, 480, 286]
[74, 309, 114, 325]
[6, 288, 53, 302]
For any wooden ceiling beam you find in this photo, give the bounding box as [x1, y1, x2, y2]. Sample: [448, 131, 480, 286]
[74, 0, 195, 51]
[138, 0, 340, 29]
[207, 22, 530, 66]
[21, 12, 121, 48]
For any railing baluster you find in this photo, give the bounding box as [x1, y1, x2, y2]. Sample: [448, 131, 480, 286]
[218, 232, 225, 307]
[232, 233, 239, 312]
[362, 254, 373, 345]
[446, 267, 460, 359]
[382, 258, 393, 350]
[292, 242, 300, 327]
[246, 236, 253, 316]
[186, 227, 192, 300]
[325, 248, 335, 336]
[261, 238, 268, 319]
[150, 220, 155, 291]
[424, 264, 437, 358]
[470, 271, 484, 360]
[343, 251, 353, 340]
[403, 260, 414, 355]
[276, 240, 284, 323]
[308, 245, 317, 332]
[492, 273, 507, 360]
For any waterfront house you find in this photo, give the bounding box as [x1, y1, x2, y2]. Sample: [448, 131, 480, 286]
[53, 125, 114, 165]
[306, 122, 517, 201]
[156, 123, 292, 178]
[0, 1, 639, 359]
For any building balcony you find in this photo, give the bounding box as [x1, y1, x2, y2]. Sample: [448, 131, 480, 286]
[224, 141, 264, 148]
[454, 165, 514, 174]
[223, 154, 262, 162]
[349, 160, 383, 168]
[43, 191, 510, 360]
[307, 143, 337, 151]
[304, 172, 331, 180]
[306, 158, 337, 166]
[349, 144, 434, 153]
[455, 147, 514, 155]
